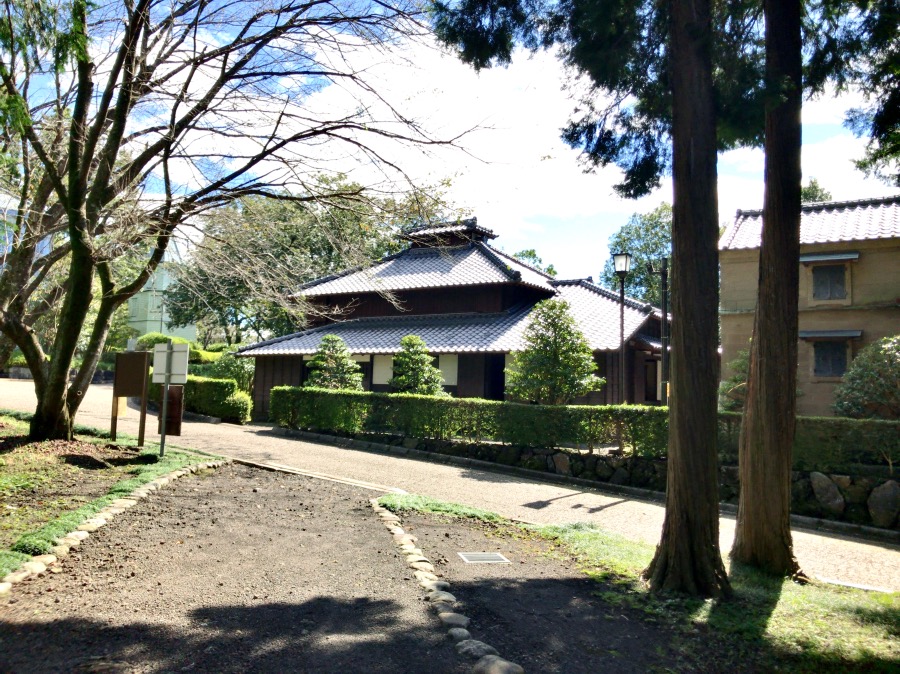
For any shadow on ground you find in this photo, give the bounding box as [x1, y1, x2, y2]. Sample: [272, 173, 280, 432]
[0, 596, 464, 674]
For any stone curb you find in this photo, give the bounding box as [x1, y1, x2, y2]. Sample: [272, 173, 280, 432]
[0, 458, 231, 595]
[369, 498, 525, 674]
[278, 427, 900, 546]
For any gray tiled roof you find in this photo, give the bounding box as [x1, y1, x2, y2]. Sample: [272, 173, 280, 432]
[299, 242, 557, 297]
[240, 278, 654, 356]
[401, 217, 497, 241]
[720, 195, 900, 251]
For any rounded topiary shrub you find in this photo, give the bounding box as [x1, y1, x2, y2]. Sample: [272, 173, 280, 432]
[136, 332, 190, 351]
[833, 335, 900, 420]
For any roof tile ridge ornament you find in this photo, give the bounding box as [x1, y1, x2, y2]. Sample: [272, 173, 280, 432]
[473, 241, 522, 282]
[551, 277, 654, 313]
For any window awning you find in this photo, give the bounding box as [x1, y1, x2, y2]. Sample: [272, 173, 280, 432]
[799, 251, 859, 264]
[798, 330, 862, 340]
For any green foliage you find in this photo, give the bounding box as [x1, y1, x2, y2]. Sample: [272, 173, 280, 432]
[389, 335, 445, 396]
[270, 386, 666, 454]
[150, 376, 252, 424]
[800, 178, 833, 203]
[105, 304, 137, 352]
[833, 335, 900, 420]
[305, 335, 363, 391]
[512, 248, 557, 276]
[7, 349, 27, 368]
[271, 387, 898, 471]
[506, 300, 603, 405]
[208, 353, 255, 394]
[600, 203, 671, 306]
[718, 349, 749, 411]
[136, 332, 190, 351]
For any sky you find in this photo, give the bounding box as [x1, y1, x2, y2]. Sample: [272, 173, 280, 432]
[308, 40, 899, 282]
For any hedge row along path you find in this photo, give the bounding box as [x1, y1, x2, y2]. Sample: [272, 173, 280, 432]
[1, 380, 897, 592]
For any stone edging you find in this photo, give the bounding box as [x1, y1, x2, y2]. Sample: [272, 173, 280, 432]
[369, 498, 525, 674]
[0, 459, 231, 597]
[276, 428, 900, 546]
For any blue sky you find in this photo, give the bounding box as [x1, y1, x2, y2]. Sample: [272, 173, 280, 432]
[305, 43, 899, 282]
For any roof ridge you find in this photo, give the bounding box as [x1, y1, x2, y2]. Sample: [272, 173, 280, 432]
[473, 241, 522, 282]
[552, 278, 654, 313]
[486, 244, 558, 280]
[736, 193, 900, 219]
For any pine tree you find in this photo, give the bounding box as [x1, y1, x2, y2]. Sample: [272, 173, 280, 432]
[389, 335, 445, 396]
[506, 300, 603, 405]
[305, 336, 363, 391]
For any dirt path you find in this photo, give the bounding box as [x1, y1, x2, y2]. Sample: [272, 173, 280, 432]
[0, 464, 469, 673]
[2, 380, 897, 592]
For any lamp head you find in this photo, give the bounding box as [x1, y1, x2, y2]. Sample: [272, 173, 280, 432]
[612, 251, 632, 279]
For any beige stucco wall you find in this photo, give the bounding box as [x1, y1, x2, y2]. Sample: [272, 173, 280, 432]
[720, 238, 900, 417]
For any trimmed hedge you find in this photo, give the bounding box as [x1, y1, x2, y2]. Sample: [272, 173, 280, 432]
[151, 375, 252, 424]
[270, 387, 668, 457]
[270, 387, 898, 472]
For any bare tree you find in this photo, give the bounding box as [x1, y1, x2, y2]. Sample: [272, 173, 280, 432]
[0, 0, 460, 440]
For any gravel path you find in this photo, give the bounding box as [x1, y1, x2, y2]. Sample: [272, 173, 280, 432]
[2, 379, 897, 591]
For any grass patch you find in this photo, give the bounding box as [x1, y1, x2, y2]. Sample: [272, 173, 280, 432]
[381, 494, 900, 672]
[0, 412, 221, 577]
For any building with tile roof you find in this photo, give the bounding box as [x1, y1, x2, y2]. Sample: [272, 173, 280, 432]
[240, 218, 667, 418]
[719, 195, 900, 416]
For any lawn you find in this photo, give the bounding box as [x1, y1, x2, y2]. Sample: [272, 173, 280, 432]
[380, 493, 899, 673]
[0, 413, 219, 577]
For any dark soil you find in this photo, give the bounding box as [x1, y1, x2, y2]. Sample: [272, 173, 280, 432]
[0, 464, 467, 674]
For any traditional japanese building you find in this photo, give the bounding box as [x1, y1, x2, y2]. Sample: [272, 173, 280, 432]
[239, 219, 667, 419]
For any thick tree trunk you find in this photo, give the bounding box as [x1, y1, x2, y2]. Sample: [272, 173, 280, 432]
[644, 0, 730, 597]
[731, 0, 804, 577]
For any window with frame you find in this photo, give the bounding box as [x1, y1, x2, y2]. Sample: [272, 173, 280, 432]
[813, 341, 848, 377]
[812, 264, 847, 300]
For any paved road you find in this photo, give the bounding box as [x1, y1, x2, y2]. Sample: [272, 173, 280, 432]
[3, 379, 898, 591]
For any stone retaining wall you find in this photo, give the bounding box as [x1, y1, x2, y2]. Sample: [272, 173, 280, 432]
[372, 434, 899, 530]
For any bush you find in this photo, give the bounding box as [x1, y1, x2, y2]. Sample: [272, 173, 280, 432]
[305, 335, 363, 391]
[135, 332, 221, 364]
[389, 335, 445, 396]
[719, 349, 748, 411]
[269, 387, 668, 453]
[269, 387, 898, 472]
[208, 353, 254, 392]
[833, 335, 900, 420]
[506, 299, 604, 404]
[7, 349, 27, 368]
[136, 332, 190, 351]
[151, 375, 252, 423]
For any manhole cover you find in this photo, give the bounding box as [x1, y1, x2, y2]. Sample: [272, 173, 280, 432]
[457, 552, 511, 564]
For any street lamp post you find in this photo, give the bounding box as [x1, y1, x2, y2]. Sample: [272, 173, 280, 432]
[612, 252, 632, 405]
[648, 258, 669, 405]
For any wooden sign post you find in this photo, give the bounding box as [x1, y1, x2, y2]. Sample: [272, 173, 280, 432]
[111, 351, 151, 447]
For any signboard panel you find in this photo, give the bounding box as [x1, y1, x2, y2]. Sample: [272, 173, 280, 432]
[152, 343, 189, 384]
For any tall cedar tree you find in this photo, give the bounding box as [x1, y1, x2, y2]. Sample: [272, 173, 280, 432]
[732, 0, 804, 577]
[305, 336, 364, 391]
[389, 335, 445, 396]
[506, 299, 603, 405]
[434, 0, 732, 595]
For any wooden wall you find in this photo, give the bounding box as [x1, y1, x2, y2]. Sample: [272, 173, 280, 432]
[252, 356, 305, 420]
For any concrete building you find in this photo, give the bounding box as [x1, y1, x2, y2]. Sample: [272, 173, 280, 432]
[719, 195, 900, 417]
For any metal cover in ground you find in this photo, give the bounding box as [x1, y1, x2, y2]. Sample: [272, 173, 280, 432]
[457, 552, 511, 564]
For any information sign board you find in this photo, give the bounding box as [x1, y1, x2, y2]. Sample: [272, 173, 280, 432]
[152, 343, 189, 384]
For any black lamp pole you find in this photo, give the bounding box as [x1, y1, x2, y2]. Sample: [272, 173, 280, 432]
[648, 258, 669, 405]
[612, 252, 632, 405]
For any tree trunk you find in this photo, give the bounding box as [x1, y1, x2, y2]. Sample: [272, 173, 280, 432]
[644, 0, 730, 597]
[731, 0, 804, 577]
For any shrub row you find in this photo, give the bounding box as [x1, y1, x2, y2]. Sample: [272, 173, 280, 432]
[271, 387, 898, 471]
[151, 375, 252, 424]
[270, 387, 668, 457]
